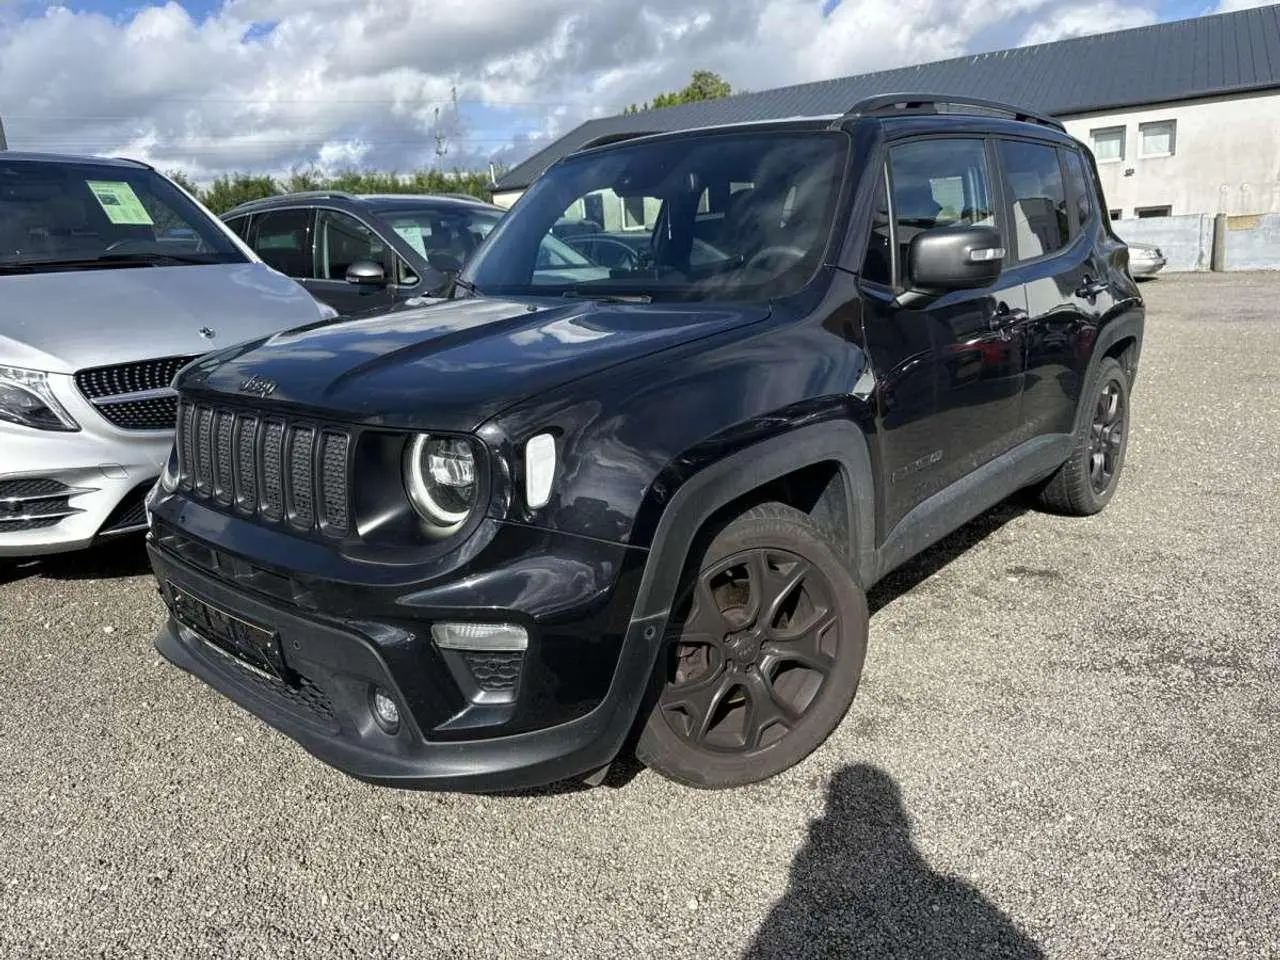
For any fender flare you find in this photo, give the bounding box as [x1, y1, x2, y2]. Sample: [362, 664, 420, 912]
[628, 419, 877, 626]
[1073, 306, 1145, 432]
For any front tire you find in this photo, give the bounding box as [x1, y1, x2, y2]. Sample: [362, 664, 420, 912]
[635, 503, 868, 789]
[1037, 356, 1131, 516]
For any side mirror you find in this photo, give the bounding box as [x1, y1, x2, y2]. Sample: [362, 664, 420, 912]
[345, 260, 387, 285]
[906, 224, 1005, 295]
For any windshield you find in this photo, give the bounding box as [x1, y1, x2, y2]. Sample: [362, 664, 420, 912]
[0, 160, 246, 271]
[463, 131, 848, 301]
[379, 203, 593, 275]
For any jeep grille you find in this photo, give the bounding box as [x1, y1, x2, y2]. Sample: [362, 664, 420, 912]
[175, 401, 351, 537]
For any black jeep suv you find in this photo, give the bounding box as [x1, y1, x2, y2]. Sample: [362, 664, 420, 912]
[145, 95, 1143, 792]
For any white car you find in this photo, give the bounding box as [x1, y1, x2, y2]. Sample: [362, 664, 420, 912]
[1127, 242, 1167, 278]
[1, 152, 336, 556]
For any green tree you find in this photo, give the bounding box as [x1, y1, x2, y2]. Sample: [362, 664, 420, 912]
[163, 168, 200, 196]
[201, 173, 280, 214]
[625, 70, 733, 113]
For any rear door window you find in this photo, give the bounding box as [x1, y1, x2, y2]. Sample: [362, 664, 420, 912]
[996, 140, 1069, 261]
[248, 209, 314, 278]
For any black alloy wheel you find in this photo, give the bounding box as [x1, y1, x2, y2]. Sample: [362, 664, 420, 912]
[1037, 356, 1131, 516]
[1089, 380, 1125, 494]
[636, 503, 868, 789]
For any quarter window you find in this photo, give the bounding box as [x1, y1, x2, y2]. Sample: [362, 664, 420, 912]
[1139, 120, 1176, 158]
[997, 140, 1069, 261]
[1090, 126, 1125, 163]
[886, 138, 996, 282]
[317, 210, 391, 280]
[1062, 149, 1095, 233]
[248, 209, 314, 278]
[224, 215, 251, 240]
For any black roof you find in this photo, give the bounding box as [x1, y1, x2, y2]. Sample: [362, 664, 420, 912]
[496, 4, 1280, 191]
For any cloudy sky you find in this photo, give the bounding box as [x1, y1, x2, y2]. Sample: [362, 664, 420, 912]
[0, 0, 1266, 181]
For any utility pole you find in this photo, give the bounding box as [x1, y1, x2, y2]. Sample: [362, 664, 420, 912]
[432, 86, 460, 160]
[433, 107, 446, 159]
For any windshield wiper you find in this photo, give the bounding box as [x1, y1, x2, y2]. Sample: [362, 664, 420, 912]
[447, 275, 479, 299]
[0, 252, 219, 273]
[94, 251, 220, 265]
[561, 290, 653, 304]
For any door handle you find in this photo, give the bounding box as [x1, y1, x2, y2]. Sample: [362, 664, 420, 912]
[1076, 276, 1108, 299]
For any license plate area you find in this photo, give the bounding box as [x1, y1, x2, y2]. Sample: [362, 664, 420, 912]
[167, 582, 289, 683]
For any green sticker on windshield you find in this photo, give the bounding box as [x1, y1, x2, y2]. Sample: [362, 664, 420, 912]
[86, 180, 154, 226]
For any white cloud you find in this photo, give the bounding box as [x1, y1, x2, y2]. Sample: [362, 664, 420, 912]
[0, 0, 1179, 179]
[1020, 1, 1157, 45]
[1213, 0, 1271, 11]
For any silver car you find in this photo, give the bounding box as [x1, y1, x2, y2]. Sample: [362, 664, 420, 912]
[1127, 241, 1167, 278]
[1, 153, 336, 556]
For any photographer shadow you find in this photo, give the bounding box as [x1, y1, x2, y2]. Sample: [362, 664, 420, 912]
[745, 763, 1045, 959]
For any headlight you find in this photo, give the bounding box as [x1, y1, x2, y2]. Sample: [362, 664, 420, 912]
[403, 434, 478, 531]
[0, 365, 79, 431]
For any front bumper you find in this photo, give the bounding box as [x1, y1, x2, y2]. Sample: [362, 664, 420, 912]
[147, 514, 661, 792]
[0, 416, 169, 556]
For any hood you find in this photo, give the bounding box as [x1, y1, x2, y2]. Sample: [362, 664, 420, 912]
[0, 262, 327, 374]
[179, 296, 771, 431]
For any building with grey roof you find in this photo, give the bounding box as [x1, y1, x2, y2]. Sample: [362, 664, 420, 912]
[492, 5, 1280, 221]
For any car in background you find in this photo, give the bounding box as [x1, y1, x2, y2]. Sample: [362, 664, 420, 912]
[0, 152, 337, 556]
[1127, 241, 1166, 278]
[222, 192, 608, 313]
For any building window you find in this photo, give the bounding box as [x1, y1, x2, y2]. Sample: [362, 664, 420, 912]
[1090, 126, 1125, 163]
[1135, 205, 1172, 218]
[1139, 120, 1176, 158]
[1109, 209, 1123, 221]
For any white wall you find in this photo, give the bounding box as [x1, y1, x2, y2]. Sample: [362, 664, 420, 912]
[491, 190, 522, 210]
[1062, 90, 1280, 218]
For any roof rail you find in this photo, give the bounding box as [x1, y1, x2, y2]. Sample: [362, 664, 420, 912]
[834, 93, 1065, 132]
[573, 130, 661, 153]
[273, 189, 360, 202]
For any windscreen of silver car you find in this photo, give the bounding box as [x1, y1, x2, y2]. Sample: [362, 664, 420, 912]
[0, 366, 79, 431]
[0, 160, 246, 271]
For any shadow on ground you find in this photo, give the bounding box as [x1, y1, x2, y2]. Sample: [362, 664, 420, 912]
[0, 534, 151, 586]
[745, 763, 1044, 959]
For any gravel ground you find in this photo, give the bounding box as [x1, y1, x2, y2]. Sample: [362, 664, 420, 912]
[1, 272, 1278, 960]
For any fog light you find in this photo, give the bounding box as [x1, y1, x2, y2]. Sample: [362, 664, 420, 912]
[431, 622, 528, 652]
[370, 687, 401, 733]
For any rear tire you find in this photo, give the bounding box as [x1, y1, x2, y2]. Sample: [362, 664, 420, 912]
[635, 503, 868, 789]
[1037, 356, 1130, 516]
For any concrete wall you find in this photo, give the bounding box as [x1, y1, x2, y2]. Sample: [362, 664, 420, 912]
[1112, 214, 1214, 272]
[1219, 214, 1280, 271]
[1062, 90, 1280, 219]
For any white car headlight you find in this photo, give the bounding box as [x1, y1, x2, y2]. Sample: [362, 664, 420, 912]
[0, 365, 79, 432]
[403, 435, 479, 532]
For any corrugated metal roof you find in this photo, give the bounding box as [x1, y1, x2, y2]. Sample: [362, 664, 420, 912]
[496, 4, 1280, 191]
